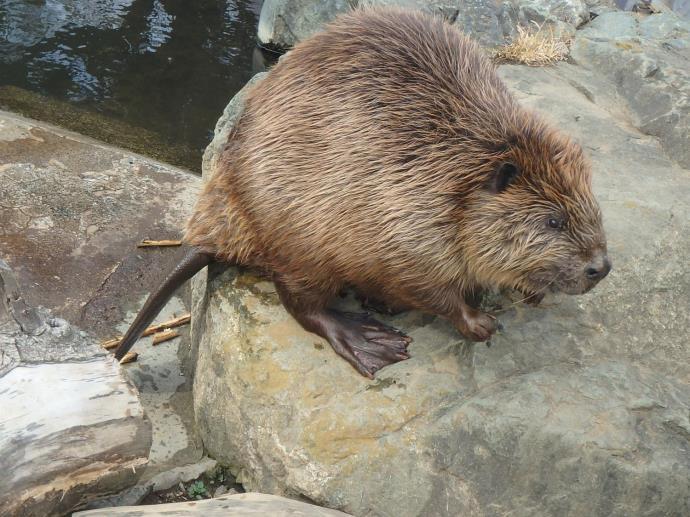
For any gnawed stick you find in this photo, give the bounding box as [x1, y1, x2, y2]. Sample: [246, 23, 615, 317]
[152, 329, 180, 345]
[137, 239, 182, 248]
[119, 351, 138, 364]
[142, 313, 190, 336]
[101, 313, 191, 350]
[101, 337, 122, 350]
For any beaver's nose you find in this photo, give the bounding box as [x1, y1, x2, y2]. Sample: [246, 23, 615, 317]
[585, 254, 612, 281]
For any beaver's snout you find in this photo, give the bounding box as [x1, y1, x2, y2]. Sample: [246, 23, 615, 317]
[584, 253, 612, 283]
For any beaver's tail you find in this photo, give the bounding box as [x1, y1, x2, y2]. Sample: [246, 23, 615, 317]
[113, 247, 213, 361]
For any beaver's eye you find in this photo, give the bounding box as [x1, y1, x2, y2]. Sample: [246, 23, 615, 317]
[547, 217, 564, 230]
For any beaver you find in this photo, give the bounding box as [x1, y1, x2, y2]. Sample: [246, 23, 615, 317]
[114, 8, 611, 378]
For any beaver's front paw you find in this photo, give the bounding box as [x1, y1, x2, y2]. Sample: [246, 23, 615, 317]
[456, 308, 498, 342]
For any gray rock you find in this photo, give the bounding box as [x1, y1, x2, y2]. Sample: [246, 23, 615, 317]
[448, 0, 506, 46]
[368, 0, 508, 47]
[670, 0, 690, 16]
[83, 457, 220, 510]
[0, 109, 206, 486]
[202, 73, 268, 179]
[191, 59, 689, 517]
[83, 484, 153, 510]
[214, 485, 229, 497]
[214, 485, 240, 498]
[76, 492, 352, 516]
[622, 0, 690, 17]
[499, 0, 589, 39]
[149, 457, 218, 492]
[571, 11, 690, 167]
[639, 10, 690, 43]
[584, 0, 618, 16]
[0, 260, 152, 516]
[258, 0, 351, 49]
[257, 0, 590, 49]
[0, 109, 201, 336]
[579, 10, 640, 39]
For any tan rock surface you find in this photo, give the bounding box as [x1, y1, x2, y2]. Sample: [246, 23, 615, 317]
[191, 26, 689, 516]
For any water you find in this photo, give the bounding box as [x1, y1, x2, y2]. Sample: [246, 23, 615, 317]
[0, 0, 269, 171]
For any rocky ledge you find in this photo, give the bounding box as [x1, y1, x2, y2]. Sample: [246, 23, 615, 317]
[0, 110, 203, 513]
[0, 260, 151, 516]
[258, 0, 592, 49]
[76, 492, 351, 516]
[190, 7, 689, 517]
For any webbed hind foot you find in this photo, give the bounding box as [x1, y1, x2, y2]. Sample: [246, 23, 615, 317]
[275, 281, 412, 378]
[325, 311, 412, 378]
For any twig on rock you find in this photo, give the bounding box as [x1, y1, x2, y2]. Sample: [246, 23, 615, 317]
[142, 313, 190, 336]
[119, 351, 138, 364]
[152, 329, 180, 345]
[101, 337, 122, 350]
[137, 239, 182, 248]
[101, 313, 190, 350]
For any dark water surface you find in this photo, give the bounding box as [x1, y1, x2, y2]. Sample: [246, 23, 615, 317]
[0, 0, 266, 171]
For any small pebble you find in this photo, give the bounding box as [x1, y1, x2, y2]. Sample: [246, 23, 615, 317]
[213, 485, 228, 497]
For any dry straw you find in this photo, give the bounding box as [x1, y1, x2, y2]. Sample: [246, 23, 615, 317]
[494, 24, 570, 66]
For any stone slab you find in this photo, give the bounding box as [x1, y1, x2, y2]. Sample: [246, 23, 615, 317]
[0, 109, 200, 337]
[76, 492, 352, 516]
[0, 260, 151, 516]
[0, 110, 206, 508]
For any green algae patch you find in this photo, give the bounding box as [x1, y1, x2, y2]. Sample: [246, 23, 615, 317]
[0, 85, 200, 172]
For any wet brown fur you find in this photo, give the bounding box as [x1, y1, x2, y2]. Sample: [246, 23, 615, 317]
[185, 8, 607, 335]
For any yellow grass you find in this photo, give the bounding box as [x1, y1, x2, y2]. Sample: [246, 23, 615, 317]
[494, 24, 570, 66]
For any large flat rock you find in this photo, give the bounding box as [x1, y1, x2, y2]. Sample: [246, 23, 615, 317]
[0, 260, 151, 516]
[0, 110, 206, 508]
[570, 11, 690, 168]
[191, 20, 690, 517]
[76, 492, 351, 516]
[0, 110, 200, 337]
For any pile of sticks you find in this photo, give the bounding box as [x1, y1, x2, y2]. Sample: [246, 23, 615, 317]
[102, 313, 190, 364]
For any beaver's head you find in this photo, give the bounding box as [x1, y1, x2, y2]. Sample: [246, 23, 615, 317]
[463, 122, 610, 298]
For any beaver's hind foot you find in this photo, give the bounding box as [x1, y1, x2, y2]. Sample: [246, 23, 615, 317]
[275, 281, 411, 378]
[324, 311, 411, 378]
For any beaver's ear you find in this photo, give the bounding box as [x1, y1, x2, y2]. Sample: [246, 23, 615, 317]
[489, 162, 520, 194]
